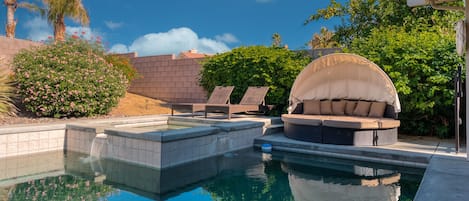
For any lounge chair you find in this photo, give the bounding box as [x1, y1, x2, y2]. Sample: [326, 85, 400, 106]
[204, 86, 269, 119]
[171, 86, 234, 116]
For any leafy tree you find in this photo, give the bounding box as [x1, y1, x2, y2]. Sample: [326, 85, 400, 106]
[309, 27, 338, 49]
[347, 27, 463, 137]
[42, 0, 89, 41]
[307, 0, 465, 137]
[200, 46, 311, 114]
[306, 0, 463, 46]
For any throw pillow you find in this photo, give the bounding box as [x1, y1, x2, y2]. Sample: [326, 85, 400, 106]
[332, 100, 346, 115]
[320, 100, 333, 115]
[368, 102, 387, 118]
[303, 99, 320, 115]
[345, 100, 357, 115]
[353, 101, 372, 117]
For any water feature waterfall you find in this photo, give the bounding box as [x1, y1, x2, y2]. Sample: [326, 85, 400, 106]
[89, 133, 108, 176]
[90, 133, 108, 160]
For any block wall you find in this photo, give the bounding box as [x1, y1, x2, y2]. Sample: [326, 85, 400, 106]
[0, 36, 42, 69]
[127, 53, 208, 103]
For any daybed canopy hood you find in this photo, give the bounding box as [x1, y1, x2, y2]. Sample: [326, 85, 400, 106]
[289, 53, 401, 113]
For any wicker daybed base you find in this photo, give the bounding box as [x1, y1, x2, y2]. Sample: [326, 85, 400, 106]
[282, 114, 399, 146]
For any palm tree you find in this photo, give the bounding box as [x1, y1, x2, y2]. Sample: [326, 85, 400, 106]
[309, 27, 338, 49]
[271, 32, 282, 47]
[42, 0, 89, 41]
[4, 0, 40, 38]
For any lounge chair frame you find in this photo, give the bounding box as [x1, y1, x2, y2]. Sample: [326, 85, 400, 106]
[204, 86, 269, 119]
[170, 86, 234, 116]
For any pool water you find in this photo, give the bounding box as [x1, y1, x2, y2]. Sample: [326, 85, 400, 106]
[2, 149, 424, 201]
[113, 122, 193, 132]
[135, 124, 191, 131]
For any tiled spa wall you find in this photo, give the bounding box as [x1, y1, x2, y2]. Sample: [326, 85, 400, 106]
[66, 121, 264, 169]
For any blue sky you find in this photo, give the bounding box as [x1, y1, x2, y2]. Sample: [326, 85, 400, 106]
[1, 0, 344, 56]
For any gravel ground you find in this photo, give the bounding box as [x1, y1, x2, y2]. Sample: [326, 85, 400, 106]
[0, 92, 172, 126]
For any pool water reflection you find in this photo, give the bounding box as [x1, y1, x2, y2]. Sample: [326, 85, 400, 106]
[2, 149, 424, 201]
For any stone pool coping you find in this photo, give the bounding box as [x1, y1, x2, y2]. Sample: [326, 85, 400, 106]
[66, 118, 264, 142]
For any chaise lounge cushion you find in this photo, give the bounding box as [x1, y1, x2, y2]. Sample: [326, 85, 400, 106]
[353, 101, 372, 117]
[368, 101, 387, 118]
[320, 100, 333, 115]
[282, 114, 322, 126]
[323, 116, 379, 129]
[303, 99, 321, 115]
[332, 100, 346, 115]
[378, 118, 401, 129]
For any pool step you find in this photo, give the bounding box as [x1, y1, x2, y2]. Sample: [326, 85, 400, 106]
[254, 134, 429, 168]
[264, 124, 284, 135]
[270, 117, 283, 125]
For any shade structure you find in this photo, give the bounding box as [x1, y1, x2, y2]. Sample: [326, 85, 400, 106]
[288, 53, 401, 114]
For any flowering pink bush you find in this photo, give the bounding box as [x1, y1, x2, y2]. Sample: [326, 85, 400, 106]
[13, 37, 128, 117]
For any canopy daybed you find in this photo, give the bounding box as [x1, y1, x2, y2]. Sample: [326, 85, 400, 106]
[282, 53, 401, 146]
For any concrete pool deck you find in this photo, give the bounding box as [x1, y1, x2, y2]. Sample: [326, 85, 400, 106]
[253, 132, 468, 201]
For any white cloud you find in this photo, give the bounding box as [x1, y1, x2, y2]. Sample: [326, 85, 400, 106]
[104, 21, 123, 30]
[109, 27, 230, 56]
[23, 16, 52, 41]
[215, 33, 239, 43]
[109, 44, 129, 54]
[256, 0, 273, 3]
[24, 16, 103, 42]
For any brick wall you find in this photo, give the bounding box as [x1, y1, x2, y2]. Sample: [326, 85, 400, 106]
[0, 36, 42, 69]
[127, 53, 208, 103]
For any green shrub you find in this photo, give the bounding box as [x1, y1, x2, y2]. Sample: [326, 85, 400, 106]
[347, 27, 464, 138]
[104, 54, 139, 82]
[13, 37, 128, 118]
[200, 46, 311, 114]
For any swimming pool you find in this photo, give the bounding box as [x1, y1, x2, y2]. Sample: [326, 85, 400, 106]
[0, 148, 423, 201]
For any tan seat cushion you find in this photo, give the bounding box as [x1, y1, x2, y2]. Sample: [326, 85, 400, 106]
[320, 100, 333, 115]
[345, 100, 357, 115]
[332, 100, 346, 115]
[303, 99, 320, 115]
[281, 114, 322, 126]
[353, 101, 372, 117]
[379, 118, 401, 129]
[323, 116, 379, 129]
[368, 102, 387, 118]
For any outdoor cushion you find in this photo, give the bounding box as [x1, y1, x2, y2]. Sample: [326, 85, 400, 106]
[332, 100, 346, 115]
[303, 99, 321, 115]
[345, 100, 357, 115]
[353, 101, 372, 117]
[281, 114, 322, 126]
[322, 116, 379, 129]
[368, 101, 387, 118]
[378, 118, 401, 129]
[320, 100, 333, 115]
